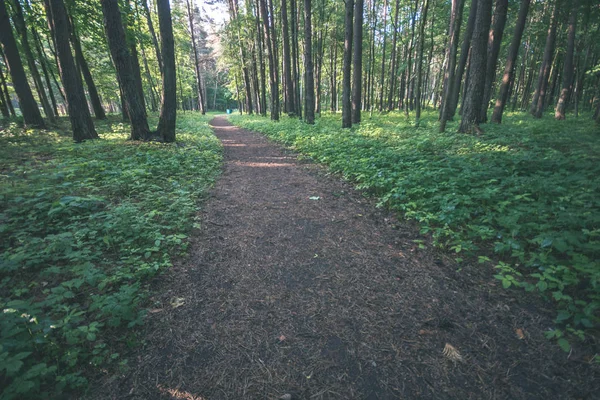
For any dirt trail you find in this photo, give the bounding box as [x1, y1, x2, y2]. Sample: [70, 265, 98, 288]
[93, 116, 598, 399]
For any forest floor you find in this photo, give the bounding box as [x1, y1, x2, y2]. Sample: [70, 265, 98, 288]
[90, 116, 599, 399]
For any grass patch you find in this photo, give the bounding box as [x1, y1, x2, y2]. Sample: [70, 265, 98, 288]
[0, 113, 222, 398]
[230, 111, 600, 349]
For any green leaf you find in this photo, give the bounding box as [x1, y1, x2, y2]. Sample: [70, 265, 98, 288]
[557, 338, 571, 353]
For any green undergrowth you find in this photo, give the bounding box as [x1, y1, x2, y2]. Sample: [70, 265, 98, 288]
[230, 111, 600, 350]
[0, 113, 222, 398]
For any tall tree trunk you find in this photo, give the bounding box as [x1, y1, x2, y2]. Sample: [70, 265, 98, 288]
[11, 0, 55, 122]
[31, 27, 59, 117]
[415, 0, 430, 122]
[101, 0, 150, 140]
[458, 0, 492, 133]
[142, 0, 163, 73]
[47, 0, 97, 141]
[0, 74, 8, 117]
[479, 0, 508, 123]
[68, 14, 106, 120]
[228, 0, 253, 114]
[140, 43, 159, 112]
[554, 0, 578, 120]
[351, 0, 363, 123]
[341, 0, 353, 128]
[491, 0, 530, 123]
[156, 0, 176, 142]
[377, 0, 388, 111]
[186, 0, 205, 114]
[0, 0, 45, 127]
[330, 26, 337, 112]
[531, 1, 559, 118]
[0, 56, 15, 117]
[439, 0, 465, 132]
[386, 0, 400, 111]
[290, 0, 301, 118]
[303, 0, 315, 124]
[259, 0, 279, 120]
[281, 0, 295, 115]
[405, 2, 417, 113]
[449, 0, 477, 119]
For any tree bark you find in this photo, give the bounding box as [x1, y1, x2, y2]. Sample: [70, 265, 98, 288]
[386, 0, 400, 111]
[531, 1, 559, 118]
[554, 0, 578, 120]
[11, 0, 55, 122]
[449, 0, 477, 119]
[0, 48, 15, 117]
[47, 0, 97, 141]
[303, 0, 315, 124]
[0, 0, 45, 127]
[491, 0, 530, 123]
[439, 0, 465, 132]
[415, 0, 430, 122]
[142, 0, 163, 74]
[377, 0, 388, 111]
[351, 0, 363, 124]
[101, 0, 150, 140]
[458, 0, 492, 133]
[259, 0, 279, 120]
[479, 0, 508, 123]
[186, 0, 206, 114]
[341, 0, 353, 128]
[290, 0, 301, 118]
[156, 0, 176, 142]
[31, 27, 59, 117]
[67, 14, 106, 120]
[281, 0, 295, 115]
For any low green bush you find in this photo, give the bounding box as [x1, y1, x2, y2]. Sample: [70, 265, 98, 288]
[230, 111, 600, 349]
[0, 113, 222, 398]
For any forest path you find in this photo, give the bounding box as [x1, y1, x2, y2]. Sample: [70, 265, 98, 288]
[93, 116, 596, 399]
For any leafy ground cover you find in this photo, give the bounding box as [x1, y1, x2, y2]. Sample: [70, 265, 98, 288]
[0, 113, 221, 398]
[230, 111, 600, 349]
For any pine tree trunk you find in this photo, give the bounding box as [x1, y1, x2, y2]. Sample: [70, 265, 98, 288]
[303, 0, 315, 124]
[458, 0, 492, 133]
[47, 0, 97, 141]
[439, 0, 465, 132]
[31, 27, 59, 117]
[415, 0, 430, 122]
[491, 0, 530, 123]
[259, 0, 279, 120]
[140, 44, 159, 112]
[281, 0, 295, 116]
[68, 15, 106, 120]
[449, 0, 477, 119]
[101, 0, 150, 140]
[186, 0, 205, 114]
[377, 0, 388, 111]
[0, 58, 15, 117]
[330, 26, 337, 112]
[531, 2, 559, 118]
[386, 0, 400, 111]
[290, 0, 301, 118]
[351, 0, 363, 124]
[479, 0, 508, 123]
[142, 0, 163, 73]
[0, 0, 45, 127]
[554, 0, 578, 120]
[156, 0, 176, 142]
[341, 0, 353, 128]
[11, 0, 55, 122]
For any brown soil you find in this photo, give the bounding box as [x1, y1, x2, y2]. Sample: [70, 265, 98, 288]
[89, 116, 599, 399]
